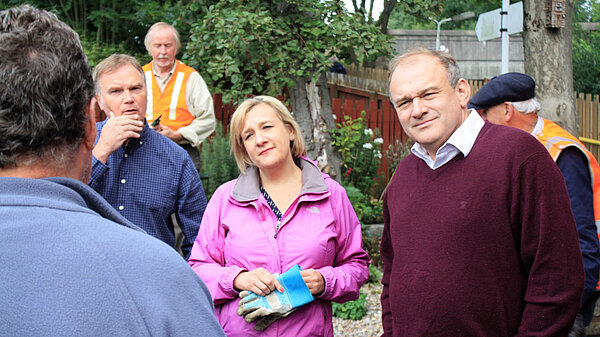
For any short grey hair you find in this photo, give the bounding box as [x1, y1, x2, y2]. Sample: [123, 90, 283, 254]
[388, 47, 462, 100]
[511, 97, 541, 115]
[93, 54, 145, 95]
[144, 22, 181, 55]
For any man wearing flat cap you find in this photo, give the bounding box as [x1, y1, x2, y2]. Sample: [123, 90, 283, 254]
[470, 72, 600, 336]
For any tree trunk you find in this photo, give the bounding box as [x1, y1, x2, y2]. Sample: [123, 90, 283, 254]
[522, 0, 578, 136]
[289, 73, 343, 182]
[377, 0, 397, 34]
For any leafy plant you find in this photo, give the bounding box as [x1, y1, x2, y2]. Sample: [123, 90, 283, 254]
[384, 138, 413, 180]
[362, 225, 382, 268]
[330, 112, 384, 198]
[344, 185, 383, 225]
[367, 264, 382, 284]
[200, 122, 239, 199]
[332, 291, 367, 320]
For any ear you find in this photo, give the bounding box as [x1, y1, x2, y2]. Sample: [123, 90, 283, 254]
[455, 78, 471, 109]
[286, 124, 295, 140]
[504, 102, 514, 123]
[83, 97, 98, 151]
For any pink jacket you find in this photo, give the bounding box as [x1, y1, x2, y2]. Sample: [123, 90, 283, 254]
[188, 158, 369, 336]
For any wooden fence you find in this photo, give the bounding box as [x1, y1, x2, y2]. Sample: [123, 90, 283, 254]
[327, 69, 600, 161]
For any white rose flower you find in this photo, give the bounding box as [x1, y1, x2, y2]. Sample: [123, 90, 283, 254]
[373, 137, 383, 144]
[364, 128, 373, 137]
[363, 143, 373, 149]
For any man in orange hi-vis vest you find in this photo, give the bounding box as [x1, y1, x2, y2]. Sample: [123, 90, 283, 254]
[469, 72, 600, 337]
[143, 22, 215, 171]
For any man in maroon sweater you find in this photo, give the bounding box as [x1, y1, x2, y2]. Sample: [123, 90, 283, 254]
[381, 48, 584, 336]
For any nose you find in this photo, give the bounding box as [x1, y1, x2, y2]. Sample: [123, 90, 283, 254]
[411, 97, 427, 118]
[254, 131, 267, 145]
[123, 90, 134, 103]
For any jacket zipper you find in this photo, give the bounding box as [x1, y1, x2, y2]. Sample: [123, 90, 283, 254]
[274, 219, 281, 238]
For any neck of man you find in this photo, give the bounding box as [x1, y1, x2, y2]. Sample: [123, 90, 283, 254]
[511, 112, 538, 134]
[154, 61, 174, 79]
[425, 108, 471, 161]
[0, 145, 92, 183]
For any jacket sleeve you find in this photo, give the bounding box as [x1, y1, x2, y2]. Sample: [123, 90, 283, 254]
[556, 147, 600, 298]
[316, 181, 370, 304]
[380, 192, 394, 337]
[515, 151, 584, 336]
[188, 184, 246, 305]
[179, 71, 216, 147]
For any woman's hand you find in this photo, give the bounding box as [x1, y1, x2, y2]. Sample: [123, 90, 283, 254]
[233, 267, 284, 296]
[300, 269, 325, 295]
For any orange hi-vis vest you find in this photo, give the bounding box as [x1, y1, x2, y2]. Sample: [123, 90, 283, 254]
[143, 60, 195, 131]
[535, 118, 600, 287]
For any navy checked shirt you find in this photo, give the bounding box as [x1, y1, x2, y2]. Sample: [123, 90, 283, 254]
[89, 120, 206, 259]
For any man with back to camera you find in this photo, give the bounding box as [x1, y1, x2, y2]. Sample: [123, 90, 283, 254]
[143, 22, 216, 171]
[89, 53, 206, 259]
[381, 48, 584, 336]
[0, 5, 225, 336]
[469, 72, 600, 337]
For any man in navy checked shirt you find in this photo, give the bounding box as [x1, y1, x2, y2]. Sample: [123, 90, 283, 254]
[89, 54, 206, 259]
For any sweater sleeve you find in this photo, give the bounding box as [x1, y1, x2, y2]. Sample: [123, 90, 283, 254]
[316, 182, 370, 303]
[187, 186, 246, 305]
[380, 192, 394, 337]
[515, 151, 584, 336]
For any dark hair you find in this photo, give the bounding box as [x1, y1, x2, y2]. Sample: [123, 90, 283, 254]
[0, 5, 94, 168]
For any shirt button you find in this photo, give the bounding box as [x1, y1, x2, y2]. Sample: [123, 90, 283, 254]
[118, 205, 124, 210]
[124, 154, 128, 158]
[120, 179, 126, 184]
[139, 141, 143, 145]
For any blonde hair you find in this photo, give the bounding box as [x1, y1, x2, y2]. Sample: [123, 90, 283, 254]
[229, 96, 306, 174]
[144, 22, 181, 55]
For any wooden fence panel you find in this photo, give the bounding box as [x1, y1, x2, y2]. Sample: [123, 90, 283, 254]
[577, 93, 600, 160]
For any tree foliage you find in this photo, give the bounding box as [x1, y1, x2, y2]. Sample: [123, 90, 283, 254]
[573, 0, 600, 94]
[183, 0, 394, 104]
[0, 0, 209, 66]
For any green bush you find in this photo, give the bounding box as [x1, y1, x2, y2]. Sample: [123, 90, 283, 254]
[367, 264, 382, 284]
[200, 123, 239, 199]
[330, 112, 385, 198]
[332, 291, 367, 320]
[345, 185, 383, 225]
[362, 227, 382, 268]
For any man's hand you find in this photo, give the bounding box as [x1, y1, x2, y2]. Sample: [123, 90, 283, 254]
[92, 111, 143, 163]
[153, 124, 184, 142]
[233, 268, 284, 296]
[300, 269, 325, 295]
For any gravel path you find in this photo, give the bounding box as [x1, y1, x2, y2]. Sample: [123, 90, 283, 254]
[333, 283, 383, 336]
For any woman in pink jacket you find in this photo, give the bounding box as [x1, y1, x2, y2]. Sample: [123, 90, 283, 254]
[188, 95, 369, 336]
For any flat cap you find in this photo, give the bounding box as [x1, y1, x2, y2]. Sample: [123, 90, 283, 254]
[468, 72, 535, 110]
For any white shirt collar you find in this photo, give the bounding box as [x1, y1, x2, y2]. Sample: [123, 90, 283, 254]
[531, 115, 544, 137]
[411, 109, 485, 169]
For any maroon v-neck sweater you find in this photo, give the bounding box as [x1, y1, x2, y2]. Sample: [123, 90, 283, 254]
[381, 123, 583, 337]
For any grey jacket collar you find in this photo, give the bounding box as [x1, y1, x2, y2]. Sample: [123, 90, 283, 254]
[231, 157, 328, 202]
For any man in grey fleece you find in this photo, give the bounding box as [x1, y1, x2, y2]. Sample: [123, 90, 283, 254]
[0, 5, 225, 336]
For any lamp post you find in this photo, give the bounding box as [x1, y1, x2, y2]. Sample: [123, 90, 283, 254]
[429, 11, 475, 51]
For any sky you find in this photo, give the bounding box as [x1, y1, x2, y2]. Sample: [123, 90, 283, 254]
[342, 0, 384, 20]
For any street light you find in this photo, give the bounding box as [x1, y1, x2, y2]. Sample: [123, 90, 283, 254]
[429, 11, 475, 50]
